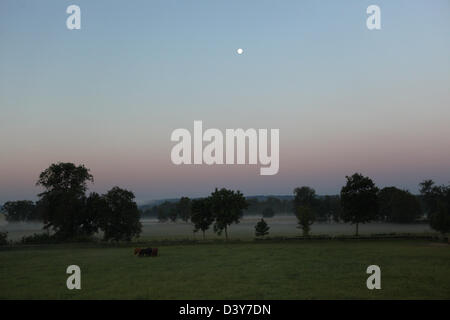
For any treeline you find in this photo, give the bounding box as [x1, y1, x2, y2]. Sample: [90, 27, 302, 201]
[293, 174, 450, 236]
[246, 196, 339, 221]
[141, 186, 426, 225]
[2, 169, 450, 243]
[141, 197, 292, 221]
[141, 196, 339, 221]
[3, 183, 432, 226]
[246, 197, 292, 216]
[140, 173, 450, 238]
[141, 190, 248, 240]
[1, 200, 40, 222]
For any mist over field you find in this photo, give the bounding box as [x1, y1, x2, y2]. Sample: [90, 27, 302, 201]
[0, 215, 433, 242]
[129, 217, 434, 240]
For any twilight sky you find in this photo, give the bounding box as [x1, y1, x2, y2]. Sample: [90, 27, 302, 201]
[1, 0, 449, 204]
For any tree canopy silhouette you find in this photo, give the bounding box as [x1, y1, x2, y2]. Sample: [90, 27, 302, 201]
[98, 187, 142, 242]
[340, 173, 379, 236]
[378, 187, 421, 223]
[191, 198, 214, 240]
[210, 188, 248, 240]
[36, 162, 93, 239]
[255, 218, 270, 237]
[35, 162, 141, 241]
[419, 180, 450, 235]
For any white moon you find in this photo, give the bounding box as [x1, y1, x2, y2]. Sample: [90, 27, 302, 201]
[237, 48, 244, 55]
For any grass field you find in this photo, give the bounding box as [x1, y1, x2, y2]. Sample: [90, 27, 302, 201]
[1, 239, 449, 299]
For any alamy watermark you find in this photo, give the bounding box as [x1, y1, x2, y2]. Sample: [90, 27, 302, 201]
[170, 121, 279, 175]
[66, 265, 81, 290]
[65, 4, 381, 31]
[366, 265, 381, 290]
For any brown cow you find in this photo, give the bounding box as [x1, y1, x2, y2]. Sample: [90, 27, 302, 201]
[134, 247, 158, 257]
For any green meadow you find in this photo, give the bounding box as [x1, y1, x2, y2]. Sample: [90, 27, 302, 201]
[1, 239, 449, 299]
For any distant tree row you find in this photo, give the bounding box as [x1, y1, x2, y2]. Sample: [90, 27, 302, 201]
[1, 200, 40, 222]
[140, 188, 249, 240]
[2, 168, 449, 240]
[192, 188, 248, 240]
[142, 195, 339, 221]
[246, 197, 292, 216]
[141, 196, 287, 221]
[292, 173, 450, 236]
[141, 182, 427, 228]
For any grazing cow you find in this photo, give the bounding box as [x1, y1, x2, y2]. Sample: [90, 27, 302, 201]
[139, 248, 152, 256]
[134, 247, 157, 257]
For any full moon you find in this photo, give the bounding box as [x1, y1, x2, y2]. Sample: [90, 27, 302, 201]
[237, 48, 244, 55]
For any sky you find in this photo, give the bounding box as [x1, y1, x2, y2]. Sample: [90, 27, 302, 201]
[1, 0, 449, 204]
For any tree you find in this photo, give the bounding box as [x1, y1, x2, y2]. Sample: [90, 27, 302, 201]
[191, 198, 214, 240]
[177, 197, 192, 222]
[419, 180, 439, 215]
[430, 201, 450, 235]
[316, 195, 342, 222]
[420, 180, 450, 235]
[36, 162, 94, 239]
[168, 206, 178, 222]
[262, 206, 275, 218]
[98, 187, 142, 241]
[340, 173, 379, 236]
[293, 186, 317, 209]
[37, 162, 93, 195]
[255, 218, 270, 237]
[293, 186, 317, 236]
[295, 206, 315, 236]
[157, 206, 169, 222]
[0, 232, 8, 246]
[378, 187, 422, 223]
[419, 180, 447, 217]
[2, 201, 38, 222]
[210, 188, 248, 240]
[83, 192, 106, 235]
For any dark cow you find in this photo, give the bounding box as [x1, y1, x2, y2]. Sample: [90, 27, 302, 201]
[139, 248, 152, 256]
[134, 247, 157, 257]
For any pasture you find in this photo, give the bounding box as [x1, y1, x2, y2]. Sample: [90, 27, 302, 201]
[1, 239, 449, 299]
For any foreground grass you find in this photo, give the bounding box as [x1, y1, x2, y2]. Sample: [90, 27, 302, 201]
[0, 240, 449, 299]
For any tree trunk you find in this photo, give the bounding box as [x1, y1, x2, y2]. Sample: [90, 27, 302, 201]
[225, 226, 228, 240]
[202, 230, 205, 240]
[355, 223, 359, 236]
